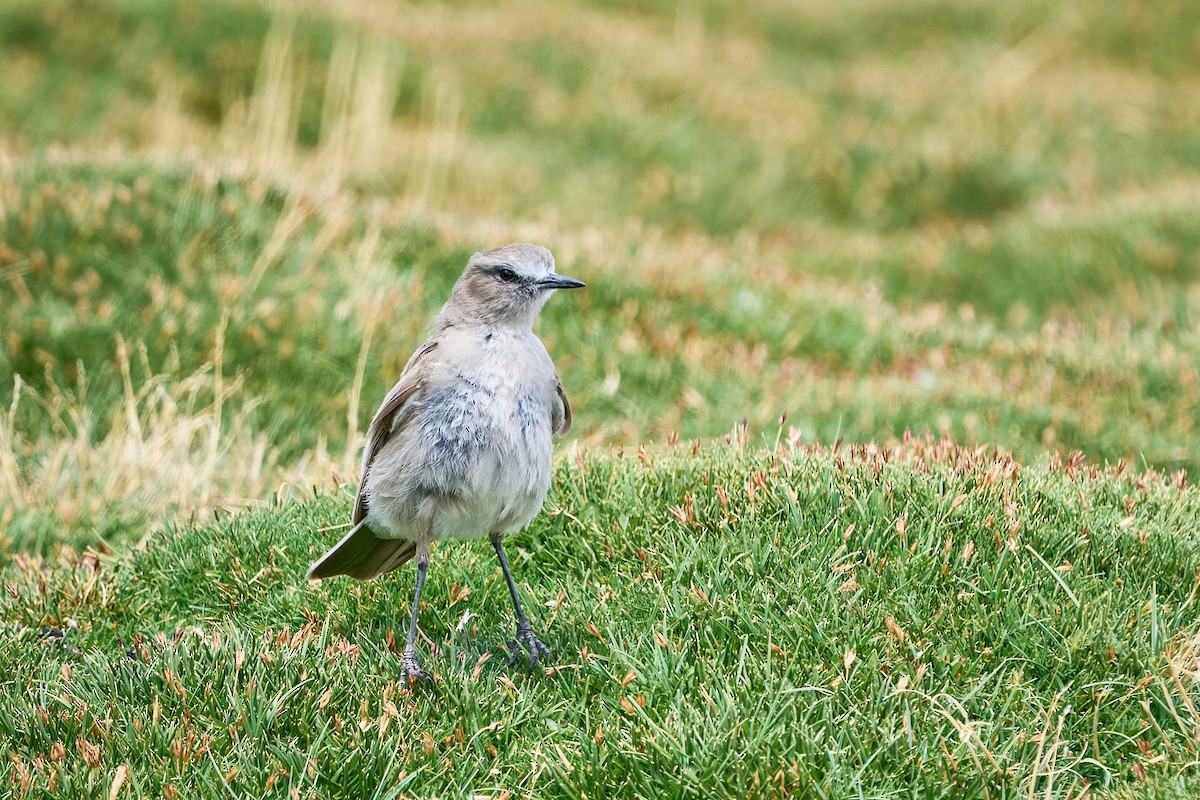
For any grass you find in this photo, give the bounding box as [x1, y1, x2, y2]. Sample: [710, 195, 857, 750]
[4, 160, 1197, 550]
[2, 0, 1200, 795]
[3, 441, 1200, 798]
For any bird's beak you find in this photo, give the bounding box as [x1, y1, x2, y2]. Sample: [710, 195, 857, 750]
[539, 274, 586, 290]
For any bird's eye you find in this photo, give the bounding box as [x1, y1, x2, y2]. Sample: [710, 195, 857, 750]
[497, 268, 518, 282]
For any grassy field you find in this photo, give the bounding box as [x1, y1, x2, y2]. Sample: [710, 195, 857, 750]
[5, 442, 1200, 798]
[1, 0, 1199, 797]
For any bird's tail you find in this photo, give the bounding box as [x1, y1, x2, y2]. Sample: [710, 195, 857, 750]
[307, 520, 417, 581]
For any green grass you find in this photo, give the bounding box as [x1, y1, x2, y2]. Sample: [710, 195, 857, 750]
[3, 443, 1199, 798]
[3, 0, 1200, 794]
[3, 0, 1200, 530]
[0, 0, 345, 146]
[3, 159, 1199, 551]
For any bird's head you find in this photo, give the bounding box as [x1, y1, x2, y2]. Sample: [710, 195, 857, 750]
[442, 243, 585, 329]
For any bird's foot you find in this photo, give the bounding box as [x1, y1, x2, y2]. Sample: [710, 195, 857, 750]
[507, 622, 552, 670]
[400, 646, 433, 683]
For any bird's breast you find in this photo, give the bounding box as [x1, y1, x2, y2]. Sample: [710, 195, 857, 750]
[364, 329, 559, 540]
[407, 336, 554, 533]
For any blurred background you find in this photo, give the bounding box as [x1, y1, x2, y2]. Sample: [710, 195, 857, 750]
[1, 0, 1198, 551]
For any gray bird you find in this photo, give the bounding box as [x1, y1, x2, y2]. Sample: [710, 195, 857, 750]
[307, 242, 584, 681]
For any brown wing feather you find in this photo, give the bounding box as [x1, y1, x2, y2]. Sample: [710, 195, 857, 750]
[555, 379, 572, 435]
[352, 340, 439, 525]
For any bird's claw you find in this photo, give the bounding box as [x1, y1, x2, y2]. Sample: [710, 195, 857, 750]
[507, 623, 553, 670]
[400, 646, 433, 683]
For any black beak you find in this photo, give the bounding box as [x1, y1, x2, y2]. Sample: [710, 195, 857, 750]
[539, 274, 586, 290]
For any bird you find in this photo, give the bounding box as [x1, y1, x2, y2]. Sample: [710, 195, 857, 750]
[307, 242, 584, 681]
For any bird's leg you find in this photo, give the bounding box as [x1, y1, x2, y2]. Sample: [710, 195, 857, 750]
[490, 532, 552, 669]
[400, 534, 433, 683]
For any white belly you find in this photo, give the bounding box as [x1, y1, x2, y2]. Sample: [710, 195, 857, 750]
[363, 333, 556, 541]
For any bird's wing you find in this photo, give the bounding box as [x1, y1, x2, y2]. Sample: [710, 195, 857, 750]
[352, 339, 439, 525]
[554, 378, 572, 436]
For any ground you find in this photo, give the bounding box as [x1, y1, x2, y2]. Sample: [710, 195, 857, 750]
[1, 0, 1199, 797]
